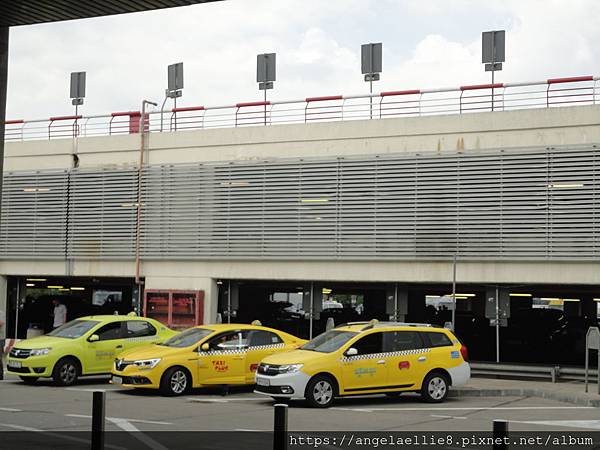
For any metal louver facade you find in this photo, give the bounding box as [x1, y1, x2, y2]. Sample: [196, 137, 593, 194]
[1, 144, 599, 261]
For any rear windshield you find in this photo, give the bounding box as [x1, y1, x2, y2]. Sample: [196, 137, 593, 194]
[301, 330, 358, 353]
[47, 320, 100, 339]
[160, 328, 214, 348]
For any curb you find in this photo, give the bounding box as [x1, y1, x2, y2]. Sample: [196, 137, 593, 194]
[450, 387, 600, 407]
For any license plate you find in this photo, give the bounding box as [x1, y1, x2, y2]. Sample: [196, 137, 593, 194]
[8, 361, 22, 369]
[256, 377, 270, 387]
[111, 376, 123, 384]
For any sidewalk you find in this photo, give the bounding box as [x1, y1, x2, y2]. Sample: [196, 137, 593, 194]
[453, 376, 600, 407]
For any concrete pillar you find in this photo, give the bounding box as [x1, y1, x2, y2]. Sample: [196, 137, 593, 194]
[144, 276, 218, 324]
[0, 27, 8, 220]
[0, 276, 6, 341]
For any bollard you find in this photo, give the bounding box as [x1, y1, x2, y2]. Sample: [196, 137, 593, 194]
[91, 391, 106, 450]
[493, 419, 508, 450]
[273, 403, 288, 450]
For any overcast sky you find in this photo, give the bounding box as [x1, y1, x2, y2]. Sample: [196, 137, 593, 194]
[5, 0, 600, 120]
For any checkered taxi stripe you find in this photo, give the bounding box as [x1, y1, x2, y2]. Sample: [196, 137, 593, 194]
[199, 343, 285, 356]
[341, 347, 431, 362]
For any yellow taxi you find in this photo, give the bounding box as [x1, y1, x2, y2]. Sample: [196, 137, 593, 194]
[6, 314, 176, 386]
[255, 320, 470, 407]
[111, 323, 306, 396]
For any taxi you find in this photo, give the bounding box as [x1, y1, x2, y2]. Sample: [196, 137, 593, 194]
[255, 320, 470, 407]
[6, 314, 176, 386]
[110, 323, 306, 396]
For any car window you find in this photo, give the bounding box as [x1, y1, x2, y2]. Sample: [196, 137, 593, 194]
[48, 320, 100, 339]
[351, 332, 383, 355]
[209, 330, 249, 351]
[95, 321, 124, 341]
[248, 330, 283, 347]
[126, 320, 157, 338]
[301, 330, 358, 353]
[423, 331, 453, 348]
[161, 328, 214, 348]
[383, 331, 423, 352]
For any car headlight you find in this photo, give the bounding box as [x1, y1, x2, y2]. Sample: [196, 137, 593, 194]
[133, 358, 161, 370]
[278, 364, 303, 374]
[30, 348, 51, 356]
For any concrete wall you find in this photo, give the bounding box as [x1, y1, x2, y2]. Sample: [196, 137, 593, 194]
[5, 104, 600, 171]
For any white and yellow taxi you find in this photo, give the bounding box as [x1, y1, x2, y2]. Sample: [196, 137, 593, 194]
[255, 320, 470, 407]
[111, 323, 306, 396]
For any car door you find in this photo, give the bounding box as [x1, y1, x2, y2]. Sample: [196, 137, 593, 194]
[197, 330, 248, 385]
[382, 330, 427, 390]
[244, 330, 286, 383]
[86, 321, 127, 373]
[340, 331, 386, 393]
[121, 320, 159, 352]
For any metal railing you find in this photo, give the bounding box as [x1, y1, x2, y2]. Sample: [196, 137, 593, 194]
[4, 75, 600, 142]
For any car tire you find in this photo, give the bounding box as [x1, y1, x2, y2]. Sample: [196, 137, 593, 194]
[19, 376, 39, 384]
[305, 375, 336, 408]
[52, 357, 80, 386]
[421, 372, 449, 403]
[160, 367, 190, 396]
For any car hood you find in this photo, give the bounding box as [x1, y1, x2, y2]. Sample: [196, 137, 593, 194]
[260, 349, 330, 365]
[117, 344, 186, 361]
[13, 335, 73, 350]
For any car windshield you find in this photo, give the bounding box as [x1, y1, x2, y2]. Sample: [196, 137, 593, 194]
[301, 330, 358, 353]
[160, 328, 214, 348]
[47, 320, 100, 339]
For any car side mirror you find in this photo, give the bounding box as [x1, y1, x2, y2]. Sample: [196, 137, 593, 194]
[88, 334, 99, 342]
[200, 343, 210, 352]
[345, 347, 358, 357]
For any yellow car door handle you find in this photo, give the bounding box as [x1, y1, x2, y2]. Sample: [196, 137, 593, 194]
[418, 356, 427, 362]
[377, 360, 386, 365]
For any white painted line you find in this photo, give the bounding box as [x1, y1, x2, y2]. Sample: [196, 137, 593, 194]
[108, 418, 170, 450]
[0, 407, 22, 412]
[0, 422, 125, 450]
[332, 406, 594, 413]
[188, 397, 266, 403]
[65, 414, 172, 425]
[511, 420, 600, 430]
[65, 387, 121, 392]
[431, 414, 467, 420]
[234, 428, 267, 432]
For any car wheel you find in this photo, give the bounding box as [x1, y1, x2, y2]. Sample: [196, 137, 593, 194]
[52, 358, 80, 386]
[19, 376, 39, 384]
[421, 372, 449, 403]
[305, 375, 336, 408]
[160, 367, 190, 396]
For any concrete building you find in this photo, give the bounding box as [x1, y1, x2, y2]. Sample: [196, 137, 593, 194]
[2, 79, 600, 364]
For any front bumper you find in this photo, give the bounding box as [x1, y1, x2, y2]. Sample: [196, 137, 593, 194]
[111, 366, 162, 389]
[254, 372, 311, 400]
[6, 355, 55, 377]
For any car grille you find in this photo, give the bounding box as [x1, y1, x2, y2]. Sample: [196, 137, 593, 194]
[257, 363, 282, 376]
[9, 348, 31, 359]
[8, 366, 31, 374]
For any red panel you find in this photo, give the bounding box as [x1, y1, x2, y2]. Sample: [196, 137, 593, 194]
[460, 83, 503, 91]
[236, 101, 270, 107]
[49, 115, 82, 121]
[547, 75, 593, 84]
[172, 106, 205, 113]
[5, 119, 24, 125]
[380, 89, 420, 97]
[111, 110, 141, 117]
[305, 95, 343, 102]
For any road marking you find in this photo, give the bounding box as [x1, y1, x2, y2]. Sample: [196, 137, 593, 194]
[66, 414, 172, 425]
[511, 420, 600, 430]
[108, 418, 169, 450]
[65, 387, 121, 392]
[0, 407, 22, 412]
[0, 423, 125, 450]
[234, 428, 267, 432]
[431, 414, 467, 420]
[188, 397, 266, 403]
[332, 406, 594, 413]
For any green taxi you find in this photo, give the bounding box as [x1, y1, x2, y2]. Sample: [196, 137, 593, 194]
[6, 314, 177, 386]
